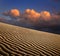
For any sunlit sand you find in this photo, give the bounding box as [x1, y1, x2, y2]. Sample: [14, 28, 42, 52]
[0, 22, 60, 56]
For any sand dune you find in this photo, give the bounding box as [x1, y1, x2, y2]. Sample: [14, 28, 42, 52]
[0, 22, 60, 56]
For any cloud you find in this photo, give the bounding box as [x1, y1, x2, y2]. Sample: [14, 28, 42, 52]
[52, 13, 60, 19]
[24, 9, 41, 21]
[0, 17, 5, 20]
[40, 11, 51, 21]
[2, 8, 60, 28]
[10, 9, 20, 17]
[0, 17, 7, 22]
[23, 9, 51, 21]
[3, 9, 52, 21]
[3, 9, 20, 18]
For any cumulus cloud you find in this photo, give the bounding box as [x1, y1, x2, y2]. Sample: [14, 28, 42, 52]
[23, 9, 52, 22]
[40, 11, 51, 21]
[3, 9, 20, 18]
[24, 9, 41, 21]
[10, 9, 20, 17]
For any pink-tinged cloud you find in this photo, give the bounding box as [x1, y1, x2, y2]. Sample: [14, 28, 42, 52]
[40, 11, 51, 21]
[24, 9, 41, 21]
[3, 9, 20, 17]
[10, 9, 20, 17]
[24, 9, 52, 21]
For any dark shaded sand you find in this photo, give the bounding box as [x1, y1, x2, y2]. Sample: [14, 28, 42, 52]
[0, 22, 60, 56]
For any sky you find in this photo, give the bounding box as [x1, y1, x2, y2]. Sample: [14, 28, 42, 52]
[0, 0, 60, 13]
[0, 0, 60, 34]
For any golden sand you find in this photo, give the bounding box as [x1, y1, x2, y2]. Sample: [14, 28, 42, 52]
[0, 22, 60, 56]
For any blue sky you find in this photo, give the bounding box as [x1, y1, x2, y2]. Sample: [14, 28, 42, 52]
[0, 0, 60, 13]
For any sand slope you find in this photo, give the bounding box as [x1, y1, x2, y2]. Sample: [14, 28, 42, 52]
[0, 22, 60, 56]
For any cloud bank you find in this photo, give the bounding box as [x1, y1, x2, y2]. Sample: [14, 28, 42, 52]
[2, 8, 60, 28]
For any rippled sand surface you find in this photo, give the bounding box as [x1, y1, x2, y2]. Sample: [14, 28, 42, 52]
[0, 22, 60, 56]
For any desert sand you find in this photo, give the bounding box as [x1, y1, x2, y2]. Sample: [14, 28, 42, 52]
[0, 22, 60, 56]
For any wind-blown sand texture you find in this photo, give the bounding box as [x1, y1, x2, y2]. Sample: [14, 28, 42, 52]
[0, 22, 60, 56]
